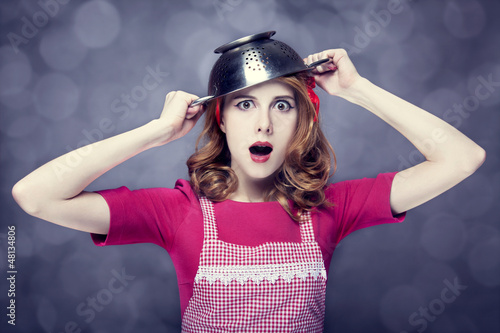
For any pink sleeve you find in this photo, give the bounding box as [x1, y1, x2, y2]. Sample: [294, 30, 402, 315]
[325, 172, 406, 244]
[90, 179, 196, 251]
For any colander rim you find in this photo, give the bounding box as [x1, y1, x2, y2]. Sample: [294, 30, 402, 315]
[214, 31, 276, 54]
[190, 58, 329, 107]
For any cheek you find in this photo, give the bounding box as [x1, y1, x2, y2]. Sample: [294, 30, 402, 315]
[274, 113, 298, 137]
[225, 126, 251, 154]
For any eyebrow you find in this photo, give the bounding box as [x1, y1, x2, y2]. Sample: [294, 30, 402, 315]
[273, 95, 295, 101]
[230, 94, 295, 101]
[231, 94, 255, 100]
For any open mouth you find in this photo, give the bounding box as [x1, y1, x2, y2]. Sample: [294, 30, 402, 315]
[249, 142, 273, 163]
[249, 146, 273, 155]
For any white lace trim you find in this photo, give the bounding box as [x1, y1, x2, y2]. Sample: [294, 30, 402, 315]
[194, 262, 327, 286]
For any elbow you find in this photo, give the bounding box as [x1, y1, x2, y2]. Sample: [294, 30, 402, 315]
[460, 146, 486, 175]
[12, 180, 42, 217]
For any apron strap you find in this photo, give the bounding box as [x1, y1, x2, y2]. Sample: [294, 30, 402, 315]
[199, 196, 218, 240]
[299, 211, 316, 243]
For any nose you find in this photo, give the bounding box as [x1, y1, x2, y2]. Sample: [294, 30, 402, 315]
[256, 109, 273, 134]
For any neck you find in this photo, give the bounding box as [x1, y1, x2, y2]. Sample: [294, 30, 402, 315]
[229, 174, 274, 203]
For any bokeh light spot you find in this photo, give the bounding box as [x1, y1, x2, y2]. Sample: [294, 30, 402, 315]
[420, 213, 467, 261]
[444, 0, 486, 39]
[468, 236, 500, 287]
[34, 73, 80, 121]
[40, 28, 88, 70]
[74, 0, 121, 48]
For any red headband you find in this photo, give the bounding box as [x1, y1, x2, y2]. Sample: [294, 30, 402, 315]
[215, 77, 319, 126]
[216, 97, 222, 126]
[306, 77, 319, 122]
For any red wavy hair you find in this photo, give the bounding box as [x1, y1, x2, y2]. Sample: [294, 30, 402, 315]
[186, 73, 336, 221]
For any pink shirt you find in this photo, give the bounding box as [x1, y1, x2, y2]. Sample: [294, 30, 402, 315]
[91, 172, 405, 317]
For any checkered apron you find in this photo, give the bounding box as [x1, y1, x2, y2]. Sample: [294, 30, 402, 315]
[181, 197, 327, 332]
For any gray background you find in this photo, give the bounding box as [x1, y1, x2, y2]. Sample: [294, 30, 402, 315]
[1, 0, 499, 332]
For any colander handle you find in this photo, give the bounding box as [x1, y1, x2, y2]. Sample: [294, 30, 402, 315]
[306, 58, 331, 69]
[189, 95, 214, 107]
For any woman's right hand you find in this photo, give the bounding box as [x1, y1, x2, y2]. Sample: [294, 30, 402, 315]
[153, 91, 205, 146]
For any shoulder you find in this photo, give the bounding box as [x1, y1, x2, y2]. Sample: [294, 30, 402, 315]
[137, 179, 200, 210]
[325, 172, 398, 198]
[321, 172, 398, 215]
[173, 179, 196, 196]
[173, 179, 200, 205]
[96, 179, 200, 210]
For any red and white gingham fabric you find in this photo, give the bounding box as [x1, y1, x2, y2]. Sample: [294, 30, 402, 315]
[181, 197, 327, 332]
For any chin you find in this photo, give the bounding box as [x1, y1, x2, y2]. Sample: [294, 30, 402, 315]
[247, 166, 281, 182]
[237, 166, 273, 181]
[231, 156, 283, 182]
[249, 173, 275, 181]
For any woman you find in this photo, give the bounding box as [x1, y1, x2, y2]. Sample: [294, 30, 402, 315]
[12, 32, 485, 331]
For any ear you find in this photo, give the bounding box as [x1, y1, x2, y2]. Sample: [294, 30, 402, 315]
[220, 118, 226, 133]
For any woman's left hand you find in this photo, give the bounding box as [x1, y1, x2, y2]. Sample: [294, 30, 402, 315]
[304, 49, 362, 98]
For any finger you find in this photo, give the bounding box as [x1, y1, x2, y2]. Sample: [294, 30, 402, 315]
[185, 92, 200, 102]
[328, 64, 338, 72]
[316, 65, 327, 73]
[163, 91, 174, 105]
[306, 54, 313, 65]
[327, 49, 350, 67]
[311, 49, 340, 65]
[186, 104, 205, 121]
[185, 104, 203, 119]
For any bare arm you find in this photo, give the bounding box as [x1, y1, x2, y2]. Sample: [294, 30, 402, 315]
[12, 91, 204, 234]
[306, 49, 486, 215]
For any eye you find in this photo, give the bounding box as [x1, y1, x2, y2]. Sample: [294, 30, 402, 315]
[235, 100, 255, 110]
[274, 100, 293, 112]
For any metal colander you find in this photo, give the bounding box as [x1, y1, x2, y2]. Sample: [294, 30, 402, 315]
[191, 31, 328, 106]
